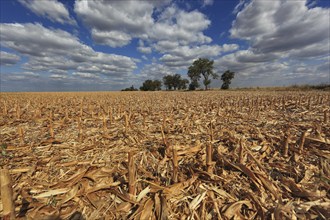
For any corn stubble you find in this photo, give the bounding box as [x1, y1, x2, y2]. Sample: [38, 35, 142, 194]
[0, 91, 329, 219]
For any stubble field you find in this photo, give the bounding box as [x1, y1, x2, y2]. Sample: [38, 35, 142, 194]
[0, 91, 329, 219]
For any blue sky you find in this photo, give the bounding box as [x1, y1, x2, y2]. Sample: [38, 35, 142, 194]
[0, 0, 329, 91]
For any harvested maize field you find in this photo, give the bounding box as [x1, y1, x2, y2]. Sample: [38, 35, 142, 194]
[0, 91, 329, 219]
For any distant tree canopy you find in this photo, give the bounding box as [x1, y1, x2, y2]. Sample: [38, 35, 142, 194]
[163, 74, 189, 90]
[187, 58, 218, 90]
[221, 70, 235, 90]
[140, 79, 162, 91]
[188, 80, 199, 91]
[121, 85, 138, 91]
[125, 66, 235, 92]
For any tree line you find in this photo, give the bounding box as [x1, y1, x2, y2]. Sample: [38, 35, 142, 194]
[122, 58, 235, 91]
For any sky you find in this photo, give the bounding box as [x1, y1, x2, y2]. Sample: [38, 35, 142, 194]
[0, 0, 329, 91]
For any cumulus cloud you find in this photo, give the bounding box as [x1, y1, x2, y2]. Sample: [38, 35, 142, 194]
[222, 44, 240, 52]
[74, 1, 212, 48]
[234, 50, 279, 63]
[233, 0, 247, 14]
[19, 0, 76, 25]
[74, 0, 154, 47]
[148, 5, 212, 44]
[91, 30, 132, 47]
[138, 47, 152, 54]
[0, 23, 82, 56]
[3, 0, 327, 91]
[215, 52, 260, 73]
[137, 40, 152, 54]
[215, 53, 291, 87]
[74, 0, 154, 33]
[73, 0, 220, 74]
[0, 23, 137, 79]
[72, 72, 100, 79]
[50, 74, 68, 80]
[230, 0, 330, 58]
[159, 44, 239, 69]
[139, 62, 176, 80]
[215, 49, 328, 87]
[2, 71, 40, 81]
[219, 0, 330, 87]
[0, 51, 20, 65]
[154, 40, 179, 52]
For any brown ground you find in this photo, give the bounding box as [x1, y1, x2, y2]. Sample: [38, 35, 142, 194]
[0, 91, 329, 219]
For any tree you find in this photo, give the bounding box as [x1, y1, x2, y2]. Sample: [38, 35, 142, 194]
[121, 85, 138, 91]
[163, 74, 189, 90]
[221, 70, 235, 90]
[163, 75, 173, 90]
[189, 80, 199, 90]
[153, 79, 162, 91]
[172, 74, 181, 90]
[140, 79, 162, 91]
[187, 58, 217, 90]
[178, 79, 189, 90]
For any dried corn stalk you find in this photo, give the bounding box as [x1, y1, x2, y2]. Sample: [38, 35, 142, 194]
[0, 91, 328, 219]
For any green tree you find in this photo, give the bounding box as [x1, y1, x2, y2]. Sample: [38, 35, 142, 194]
[121, 85, 138, 91]
[163, 75, 173, 90]
[172, 74, 181, 90]
[140, 79, 162, 91]
[153, 79, 162, 91]
[221, 70, 235, 90]
[163, 74, 189, 90]
[188, 80, 199, 90]
[187, 58, 217, 90]
[178, 79, 189, 90]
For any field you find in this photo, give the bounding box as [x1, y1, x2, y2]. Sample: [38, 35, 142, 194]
[0, 90, 329, 219]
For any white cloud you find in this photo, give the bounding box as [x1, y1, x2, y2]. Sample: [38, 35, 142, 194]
[287, 42, 330, 58]
[215, 52, 259, 73]
[159, 44, 239, 69]
[91, 30, 132, 47]
[148, 6, 212, 45]
[154, 40, 179, 52]
[139, 62, 175, 80]
[50, 74, 68, 80]
[19, 0, 76, 25]
[230, 0, 330, 58]
[4, 0, 326, 91]
[75, 1, 212, 48]
[222, 44, 240, 52]
[233, 0, 247, 14]
[202, 0, 214, 7]
[215, 49, 288, 78]
[73, 0, 219, 77]
[72, 72, 100, 79]
[49, 69, 68, 75]
[0, 23, 137, 79]
[77, 65, 100, 73]
[2, 71, 40, 81]
[0, 23, 82, 56]
[137, 40, 152, 54]
[138, 47, 152, 54]
[74, 0, 154, 45]
[0, 51, 20, 65]
[223, 0, 330, 87]
[214, 48, 329, 87]
[235, 50, 279, 63]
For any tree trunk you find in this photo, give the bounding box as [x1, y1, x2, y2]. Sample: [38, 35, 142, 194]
[203, 73, 209, 90]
